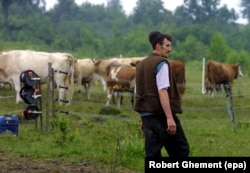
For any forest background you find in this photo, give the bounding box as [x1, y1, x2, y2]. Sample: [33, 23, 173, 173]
[1, 0, 250, 75]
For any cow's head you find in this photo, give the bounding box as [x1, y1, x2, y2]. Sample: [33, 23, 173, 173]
[232, 63, 243, 78]
[238, 66, 243, 77]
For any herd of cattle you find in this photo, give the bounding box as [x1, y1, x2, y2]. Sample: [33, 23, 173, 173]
[0, 50, 243, 108]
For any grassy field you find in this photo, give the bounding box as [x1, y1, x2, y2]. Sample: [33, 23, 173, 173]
[0, 60, 250, 172]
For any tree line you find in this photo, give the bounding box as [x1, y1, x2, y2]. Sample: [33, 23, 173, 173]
[0, 0, 250, 74]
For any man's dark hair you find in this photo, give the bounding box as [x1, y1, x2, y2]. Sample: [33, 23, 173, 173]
[148, 31, 172, 49]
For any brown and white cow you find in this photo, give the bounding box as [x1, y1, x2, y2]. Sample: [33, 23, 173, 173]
[105, 62, 136, 108]
[169, 59, 186, 96]
[0, 50, 75, 105]
[94, 58, 119, 91]
[94, 57, 145, 91]
[204, 60, 243, 97]
[74, 58, 95, 100]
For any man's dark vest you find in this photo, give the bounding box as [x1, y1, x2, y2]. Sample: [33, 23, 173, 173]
[134, 53, 182, 114]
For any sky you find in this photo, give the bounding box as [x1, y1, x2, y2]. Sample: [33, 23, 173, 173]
[45, 0, 247, 24]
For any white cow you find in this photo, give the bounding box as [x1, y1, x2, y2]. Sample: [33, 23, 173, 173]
[74, 58, 95, 100]
[0, 50, 75, 105]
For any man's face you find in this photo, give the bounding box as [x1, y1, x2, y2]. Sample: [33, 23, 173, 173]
[160, 38, 172, 57]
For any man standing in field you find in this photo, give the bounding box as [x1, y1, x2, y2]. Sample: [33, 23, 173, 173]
[134, 30, 189, 157]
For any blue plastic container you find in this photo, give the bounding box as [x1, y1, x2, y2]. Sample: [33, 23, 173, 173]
[0, 115, 19, 135]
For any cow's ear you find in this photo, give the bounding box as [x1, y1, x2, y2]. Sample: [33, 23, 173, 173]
[94, 60, 101, 65]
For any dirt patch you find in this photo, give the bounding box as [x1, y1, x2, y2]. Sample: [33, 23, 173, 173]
[0, 153, 137, 173]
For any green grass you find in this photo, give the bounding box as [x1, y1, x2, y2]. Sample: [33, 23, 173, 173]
[0, 60, 250, 172]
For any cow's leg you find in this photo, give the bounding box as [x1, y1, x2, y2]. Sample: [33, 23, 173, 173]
[83, 83, 87, 98]
[106, 88, 113, 106]
[216, 84, 223, 97]
[15, 86, 23, 103]
[77, 76, 82, 93]
[58, 87, 65, 105]
[113, 92, 124, 106]
[0, 82, 12, 91]
[12, 76, 22, 103]
[120, 93, 123, 105]
[117, 92, 123, 108]
[112, 92, 115, 103]
[205, 79, 212, 95]
[93, 73, 105, 90]
[112, 91, 119, 104]
[209, 83, 214, 96]
[84, 83, 91, 100]
[54, 74, 66, 105]
[215, 84, 220, 97]
[210, 83, 215, 97]
[57, 76, 71, 106]
[88, 83, 91, 100]
[205, 85, 209, 95]
[100, 77, 107, 91]
[205, 81, 212, 96]
[65, 76, 73, 106]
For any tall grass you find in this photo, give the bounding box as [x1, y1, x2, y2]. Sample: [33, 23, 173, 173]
[0, 60, 250, 172]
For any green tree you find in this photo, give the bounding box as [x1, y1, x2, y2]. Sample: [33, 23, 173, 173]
[175, 0, 238, 24]
[16, 12, 54, 46]
[172, 24, 214, 48]
[240, 0, 250, 24]
[48, 0, 79, 22]
[205, 32, 229, 62]
[132, 0, 170, 26]
[107, 0, 124, 14]
[1, 0, 45, 41]
[217, 5, 238, 23]
[226, 49, 250, 76]
[172, 34, 206, 61]
[119, 25, 150, 57]
[184, 0, 203, 23]
[174, 6, 193, 26]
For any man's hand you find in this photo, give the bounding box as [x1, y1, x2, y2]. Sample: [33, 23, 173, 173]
[166, 118, 176, 135]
